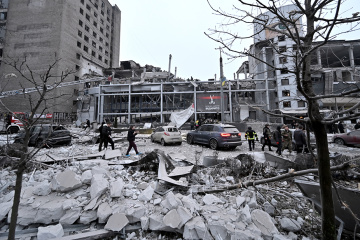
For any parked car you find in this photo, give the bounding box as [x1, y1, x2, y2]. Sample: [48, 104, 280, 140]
[260, 128, 316, 151]
[151, 126, 182, 146]
[186, 124, 242, 150]
[332, 130, 360, 146]
[14, 124, 71, 147]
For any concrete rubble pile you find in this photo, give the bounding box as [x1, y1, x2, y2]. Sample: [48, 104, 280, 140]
[0, 148, 317, 240]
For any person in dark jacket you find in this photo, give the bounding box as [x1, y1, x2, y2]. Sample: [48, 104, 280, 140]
[98, 121, 106, 152]
[102, 121, 114, 150]
[354, 121, 360, 130]
[245, 126, 258, 151]
[125, 126, 142, 157]
[274, 125, 282, 155]
[338, 121, 345, 133]
[293, 125, 308, 153]
[261, 124, 272, 151]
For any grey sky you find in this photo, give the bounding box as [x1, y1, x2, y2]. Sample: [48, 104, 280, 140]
[109, 0, 359, 81]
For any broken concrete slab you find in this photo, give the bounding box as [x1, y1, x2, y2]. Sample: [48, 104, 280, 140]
[241, 190, 257, 208]
[0, 202, 12, 221]
[238, 204, 252, 224]
[202, 194, 224, 205]
[62, 199, 79, 210]
[51, 170, 82, 192]
[97, 202, 112, 223]
[148, 213, 172, 231]
[37, 223, 64, 240]
[181, 195, 201, 213]
[90, 174, 109, 199]
[35, 198, 65, 224]
[168, 166, 194, 177]
[104, 149, 122, 160]
[104, 213, 129, 232]
[236, 196, 246, 207]
[110, 178, 124, 198]
[32, 180, 51, 196]
[81, 170, 92, 184]
[59, 207, 81, 225]
[161, 191, 182, 211]
[183, 216, 212, 239]
[167, 152, 187, 162]
[176, 206, 192, 228]
[279, 217, 301, 232]
[138, 185, 154, 202]
[163, 209, 182, 228]
[140, 216, 149, 230]
[79, 210, 98, 224]
[157, 152, 188, 187]
[264, 202, 275, 216]
[251, 209, 279, 238]
[208, 220, 228, 239]
[125, 206, 146, 223]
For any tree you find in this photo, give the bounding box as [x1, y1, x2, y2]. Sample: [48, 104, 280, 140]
[206, 0, 360, 239]
[0, 56, 76, 240]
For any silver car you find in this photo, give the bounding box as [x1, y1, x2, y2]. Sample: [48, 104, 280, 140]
[151, 126, 183, 146]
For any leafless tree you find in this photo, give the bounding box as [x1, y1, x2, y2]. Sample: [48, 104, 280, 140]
[206, 0, 360, 239]
[0, 56, 76, 240]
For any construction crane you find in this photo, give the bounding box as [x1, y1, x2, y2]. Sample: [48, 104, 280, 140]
[0, 76, 107, 99]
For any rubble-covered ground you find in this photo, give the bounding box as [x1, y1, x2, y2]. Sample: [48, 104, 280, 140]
[0, 125, 359, 240]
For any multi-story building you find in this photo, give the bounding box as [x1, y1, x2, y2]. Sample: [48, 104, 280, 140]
[0, 0, 120, 121]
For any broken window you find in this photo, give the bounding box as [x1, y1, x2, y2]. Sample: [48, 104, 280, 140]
[79, 20, 83, 27]
[93, 21, 97, 27]
[107, 17, 110, 22]
[81, 0, 84, 4]
[99, 37, 103, 42]
[105, 59, 108, 64]
[92, 51, 96, 57]
[280, 68, 289, 74]
[100, 27, 103, 33]
[106, 33, 109, 38]
[85, 25, 89, 32]
[99, 46, 103, 52]
[94, 12, 98, 18]
[92, 41, 96, 47]
[78, 30, 82, 37]
[278, 35, 285, 42]
[279, 57, 287, 64]
[279, 46, 286, 53]
[282, 90, 290, 97]
[84, 35, 89, 42]
[86, 14, 90, 21]
[79, 8, 84, 15]
[93, 31, 97, 38]
[77, 41, 81, 48]
[105, 50, 109, 56]
[98, 55, 102, 61]
[298, 100, 306, 107]
[83, 45, 88, 52]
[76, 53, 81, 59]
[75, 65, 80, 70]
[101, 10, 104, 16]
[283, 101, 291, 107]
[100, 19, 104, 25]
[86, 4, 91, 11]
[101, 1, 105, 8]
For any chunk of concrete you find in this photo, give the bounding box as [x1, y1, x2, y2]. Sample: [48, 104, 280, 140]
[274, 234, 292, 240]
[251, 209, 279, 238]
[59, 207, 81, 225]
[231, 230, 256, 240]
[51, 170, 82, 192]
[236, 196, 246, 207]
[97, 202, 112, 223]
[160, 191, 182, 211]
[33, 180, 51, 196]
[0, 202, 12, 221]
[79, 210, 98, 224]
[149, 213, 168, 231]
[90, 174, 109, 199]
[279, 217, 301, 232]
[8, 205, 37, 226]
[183, 216, 211, 239]
[104, 149, 122, 160]
[177, 206, 192, 228]
[104, 213, 129, 231]
[208, 220, 228, 240]
[241, 190, 257, 208]
[202, 194, 224, 205]
[35, 198, 65, 224]
[62, 199, 79, 210]
[110, 178, 124, 198]
[140, 216, 149, 230]
[181, 195, 200, 213]
[163, 209, 181, 229]
[138, 185, 154, 202]
[126, 206, 146, 223]
[264, 201, 275, 216]
[37, 223, 64, 240]
[239, 204, 252, 224]
[81, 170, 93, 184]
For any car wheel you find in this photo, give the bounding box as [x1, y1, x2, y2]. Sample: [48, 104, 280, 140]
[187, 135, 193, 144]
[7, 126, 19, 134]
[151, 136, 155, 143]
[334, 138, 345, 145]
[161, 138, 166, 146]
[209, 139, 218, 150]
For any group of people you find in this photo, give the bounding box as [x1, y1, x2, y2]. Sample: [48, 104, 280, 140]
[98, 122, 142, 157]
[245, 123, 309, 156]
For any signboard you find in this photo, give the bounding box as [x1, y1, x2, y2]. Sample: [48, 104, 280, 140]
[196, 93, 228, 112]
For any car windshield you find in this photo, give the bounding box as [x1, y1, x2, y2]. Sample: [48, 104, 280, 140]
[223, 127, 239, 133]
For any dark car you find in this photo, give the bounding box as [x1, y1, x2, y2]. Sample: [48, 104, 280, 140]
[14, 124, 71, 148]
[260, 128, 316, 151]
[332, 130, 360, 147]
[186, 124, 242, 150]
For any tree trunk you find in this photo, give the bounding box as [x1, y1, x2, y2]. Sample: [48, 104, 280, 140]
[8, 161, 25, 240]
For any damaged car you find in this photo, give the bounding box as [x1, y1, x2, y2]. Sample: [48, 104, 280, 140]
[332, 130, 360, 147]
[150, 126, 182, 146]
[186, 124, 242, 150]
[14, 124, 71, 148]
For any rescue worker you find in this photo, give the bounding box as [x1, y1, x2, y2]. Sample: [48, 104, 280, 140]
[282, 125, 292, 154]
[245, 126, 258, 151]
[102, 121, 114, 150]
[293, 125, 308, 153]
[261, 123, 272, 151]
[273, 125, 282, 156]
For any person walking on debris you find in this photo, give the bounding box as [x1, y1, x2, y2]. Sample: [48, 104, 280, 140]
[102, 121, 114, 150]
[294, 125, 308, 153]
[261, 124, 272, 151]
[245, 126, 258, 151]
[125, 125, 142, 157]
[282, 125, 292, 154]
[98, 121, 106, 152]
[273, 125, 282, 156]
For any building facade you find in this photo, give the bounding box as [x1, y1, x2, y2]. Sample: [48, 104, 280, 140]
[0, 0, 120, 121]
